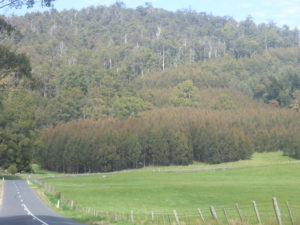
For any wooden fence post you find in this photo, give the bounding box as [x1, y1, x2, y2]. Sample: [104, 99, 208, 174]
[252, 201, 262, 224]
[235, 203, 243, 222]
[272, 197, 283, 225]
[185, 214, 189, 225]
[222, 207, 230, 225]
[131, 210, 134, 223]
[152, 211, 155, 224]
[197, 208, 206, 224]
[174, 210, 180, 225]
[286, 201, 294, 225]
[168, 214, 172, 225]
[210, 206, 218, 222]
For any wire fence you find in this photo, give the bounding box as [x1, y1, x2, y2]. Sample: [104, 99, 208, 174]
[32, 179, 299, 225]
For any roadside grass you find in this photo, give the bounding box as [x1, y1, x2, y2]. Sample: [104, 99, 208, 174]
[0, 175, 22, 180]
[31, 181, 117, 225]
[18, 164, 63, 179]
[39, 152, 300, 225]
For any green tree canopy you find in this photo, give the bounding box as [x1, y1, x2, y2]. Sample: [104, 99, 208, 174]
[171, 80, 199, 107]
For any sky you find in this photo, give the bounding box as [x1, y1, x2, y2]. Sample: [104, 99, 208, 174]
[1, 0, 300, 29]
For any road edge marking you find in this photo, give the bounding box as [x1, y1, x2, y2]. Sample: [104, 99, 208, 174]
[22, 203, 49, 225]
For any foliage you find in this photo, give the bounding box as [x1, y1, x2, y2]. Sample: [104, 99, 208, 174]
[111, 96, 148, 117]
[211, 94, 237, 110]
[170, 80, 199, 107]
[0, 45, 32, 80]
[137, 48, 300, 108]
[0, 89, 38, 172]
[40, 106, 300, 173]
[7, 164, 17, 174]
[1, 3, 300, 172]
[0, 15, 37, 172]
[0, 16, 14, 34]
[0, 5, 298, 126]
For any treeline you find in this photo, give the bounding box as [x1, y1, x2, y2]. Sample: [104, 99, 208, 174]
[40, 107, 300, 173]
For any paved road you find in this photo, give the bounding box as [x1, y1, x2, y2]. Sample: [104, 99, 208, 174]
[0, 180, 86, 225]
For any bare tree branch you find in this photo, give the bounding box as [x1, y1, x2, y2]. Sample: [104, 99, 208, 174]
[0, 0, 54, 9]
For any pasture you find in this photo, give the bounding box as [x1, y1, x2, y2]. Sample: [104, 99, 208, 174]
[40, 152, 300, 224]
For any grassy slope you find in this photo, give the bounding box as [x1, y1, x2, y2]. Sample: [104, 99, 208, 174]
[142, 151, 297, 171]
[41, 152, 300, 225]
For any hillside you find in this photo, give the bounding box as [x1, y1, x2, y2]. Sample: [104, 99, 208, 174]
[1, 3, 300, 172]
[1, 5, 299, 124]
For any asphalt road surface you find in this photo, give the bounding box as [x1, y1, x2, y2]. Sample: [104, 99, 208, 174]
[0, 180, 86, 225]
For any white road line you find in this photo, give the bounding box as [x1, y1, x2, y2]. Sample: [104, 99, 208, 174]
[22, 203, 49, 225]
[13, 183, 48, 225]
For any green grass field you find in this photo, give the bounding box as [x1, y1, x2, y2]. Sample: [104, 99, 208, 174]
[40, 152, 300, 225]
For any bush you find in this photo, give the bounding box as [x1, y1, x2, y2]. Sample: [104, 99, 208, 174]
[7, 164, 17, 175]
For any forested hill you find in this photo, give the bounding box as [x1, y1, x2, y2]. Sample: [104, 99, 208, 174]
[2, 3, 298, 126]
[1, 3, 300, 173]
[9, 3, 299, 72]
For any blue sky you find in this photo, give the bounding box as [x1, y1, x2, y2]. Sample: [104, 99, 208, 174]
[2, 0, 300, 29]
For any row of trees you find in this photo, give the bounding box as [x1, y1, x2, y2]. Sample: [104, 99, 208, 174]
[40, 107, 300, 173]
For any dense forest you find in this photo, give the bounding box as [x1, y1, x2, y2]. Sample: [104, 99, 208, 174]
[41, 107, 300, 173]
[1, 2, 300, 172]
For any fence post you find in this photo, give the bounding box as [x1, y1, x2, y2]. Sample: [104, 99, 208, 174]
[222, 207, 230, 225]
[168, 214, 172, 225]
[286, 201, 294, 225]
[184, 214, 189, 225]
[56, 200, 60, 208]
[210, 206, 218, 222]
[131, 210, 134, 223]
[235, 203, 243, 222]
[197, 208, 206, 224]
[272, 197, 283, 225]
[174, 210, 180, 225]
[253, 201, 262, 224]
[152, 211, 154, 224]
